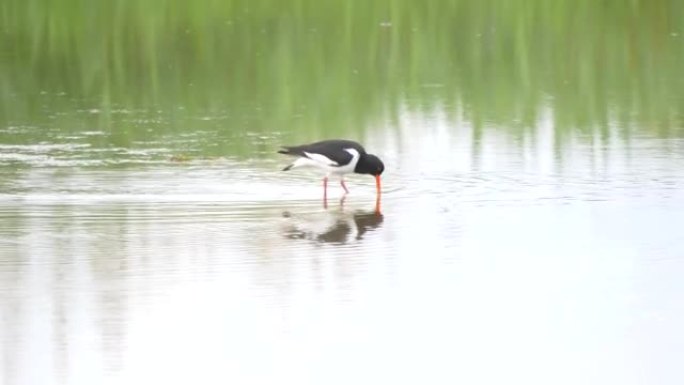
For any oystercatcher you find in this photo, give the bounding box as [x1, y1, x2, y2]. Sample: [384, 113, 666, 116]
[278, 139, 385, 201]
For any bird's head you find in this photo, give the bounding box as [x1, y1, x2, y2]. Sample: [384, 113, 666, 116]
[355, 153, 384, 212]
[358, 154, 384, 176]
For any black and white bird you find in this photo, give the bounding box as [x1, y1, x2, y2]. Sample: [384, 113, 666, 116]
[278, 139, 385, 200]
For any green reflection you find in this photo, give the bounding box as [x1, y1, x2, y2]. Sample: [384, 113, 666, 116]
[1, 0, 683, 158]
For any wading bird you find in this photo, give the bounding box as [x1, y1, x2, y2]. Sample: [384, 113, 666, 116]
[278, 139, 384, 210]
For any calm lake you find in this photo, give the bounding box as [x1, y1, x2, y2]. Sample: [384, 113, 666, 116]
[2, 1, 684, 384]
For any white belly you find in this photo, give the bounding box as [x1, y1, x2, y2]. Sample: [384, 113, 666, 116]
[291, 148, 360, 176]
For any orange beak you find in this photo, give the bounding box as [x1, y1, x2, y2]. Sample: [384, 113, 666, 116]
[375, 175, 382, 213]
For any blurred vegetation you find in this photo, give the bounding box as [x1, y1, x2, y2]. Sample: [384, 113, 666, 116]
[1, 0, 683, 156]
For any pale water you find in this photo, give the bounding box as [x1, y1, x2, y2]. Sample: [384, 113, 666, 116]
[2, 1, 684, 384]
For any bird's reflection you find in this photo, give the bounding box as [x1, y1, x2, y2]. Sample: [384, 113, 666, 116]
[325, 192, 381, 215]
[282, 209, 384, 245]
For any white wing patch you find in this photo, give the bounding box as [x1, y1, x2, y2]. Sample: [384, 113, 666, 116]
[344, 148, 360, 158]
[304, 151, 338, 166]
[329, 148, 360, 174]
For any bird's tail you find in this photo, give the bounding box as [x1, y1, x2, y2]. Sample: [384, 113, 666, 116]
[278, 146, 296, 170]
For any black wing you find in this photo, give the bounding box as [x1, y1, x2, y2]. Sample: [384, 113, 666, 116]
[278, 139, 366, 167]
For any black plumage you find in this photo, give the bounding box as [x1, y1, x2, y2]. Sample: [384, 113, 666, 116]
[278, 139, 384, 175]
[278, 139, 365, 168]
[277, 139, 384, 206]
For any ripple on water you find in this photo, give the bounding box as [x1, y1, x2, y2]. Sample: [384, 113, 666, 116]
[388, 166, 684, 208]
[0, 159, 392, 266]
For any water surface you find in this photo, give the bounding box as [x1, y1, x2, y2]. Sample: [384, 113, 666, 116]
[2, 1, 684, 384]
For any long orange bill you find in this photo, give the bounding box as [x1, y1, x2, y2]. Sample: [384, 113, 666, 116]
[375, 175, 382, 213]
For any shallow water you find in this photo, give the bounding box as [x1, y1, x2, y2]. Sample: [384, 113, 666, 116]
[2, 112, 684, 385]
[3, 1, 684, 384]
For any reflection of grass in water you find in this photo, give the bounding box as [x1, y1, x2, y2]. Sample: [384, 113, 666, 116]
[1, 0, 683, 155]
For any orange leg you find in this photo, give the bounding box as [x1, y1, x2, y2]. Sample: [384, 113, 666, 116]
[323, 177, 328, 208]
